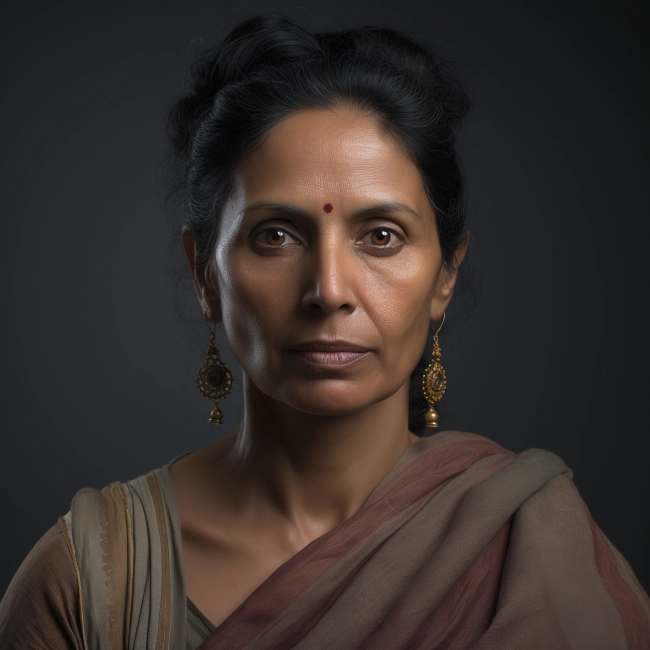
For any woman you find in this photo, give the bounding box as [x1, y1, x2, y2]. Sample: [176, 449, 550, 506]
[1, 13, 648, 650]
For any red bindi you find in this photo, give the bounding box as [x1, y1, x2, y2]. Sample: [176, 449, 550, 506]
[323, 203, 333, 213]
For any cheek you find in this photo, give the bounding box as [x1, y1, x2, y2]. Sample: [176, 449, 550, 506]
[365, 252, 438, 340]
[216, 250, 298, 371]
[364, 251, 438, 362]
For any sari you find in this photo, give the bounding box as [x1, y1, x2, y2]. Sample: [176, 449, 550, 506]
[1, 430, 649, 649]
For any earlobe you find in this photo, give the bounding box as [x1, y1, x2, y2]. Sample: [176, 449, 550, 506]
[429, 291, 449, 323]
[429, 230, 470, 321]
[429, 268, 453, 322]
[202, 264, 223, 324]
[182, 226, 223, 324]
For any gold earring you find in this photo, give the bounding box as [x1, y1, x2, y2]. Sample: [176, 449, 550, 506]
[422, 312, 447, 428]
[195, 322, 234, 425]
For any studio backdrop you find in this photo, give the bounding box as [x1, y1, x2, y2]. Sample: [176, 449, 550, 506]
[1, 0, 648, 595]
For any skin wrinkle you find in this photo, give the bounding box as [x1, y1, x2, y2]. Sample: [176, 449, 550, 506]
[175, 106, 468, 627]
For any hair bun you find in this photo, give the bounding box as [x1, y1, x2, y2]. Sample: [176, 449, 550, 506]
[208, 14, 320, 87]
[317, 26, 471, 130]
[166, 15, 320, 162]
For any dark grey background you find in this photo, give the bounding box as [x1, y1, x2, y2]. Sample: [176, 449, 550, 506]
[2, 0, 648, 597]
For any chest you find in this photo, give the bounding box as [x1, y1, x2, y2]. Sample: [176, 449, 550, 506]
[181, 527, 306, 627]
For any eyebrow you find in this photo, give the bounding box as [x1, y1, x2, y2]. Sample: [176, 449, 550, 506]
[242, 201, 422, 222]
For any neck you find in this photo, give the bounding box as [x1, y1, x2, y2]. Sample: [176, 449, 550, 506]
[217, 372, 418, 535]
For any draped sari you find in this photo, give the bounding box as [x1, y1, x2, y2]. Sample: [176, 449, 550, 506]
[191, 430, 650, 649]
[2, 430, 649, 649]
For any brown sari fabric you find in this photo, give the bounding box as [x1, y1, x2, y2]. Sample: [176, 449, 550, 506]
[196, 431, 650, 650]
[0, 522, 84, 650]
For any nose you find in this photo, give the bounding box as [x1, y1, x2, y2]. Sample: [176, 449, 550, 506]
[300, 233, 358, 315]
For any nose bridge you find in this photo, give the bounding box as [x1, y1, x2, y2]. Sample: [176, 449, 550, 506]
[301, 226, 356, 314]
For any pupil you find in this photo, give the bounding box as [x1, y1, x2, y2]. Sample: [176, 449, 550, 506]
[374, 229, 389, 244]
[267, 230, 284, 244]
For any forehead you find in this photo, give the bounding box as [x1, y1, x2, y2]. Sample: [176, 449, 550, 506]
[236, 107, 429, 209]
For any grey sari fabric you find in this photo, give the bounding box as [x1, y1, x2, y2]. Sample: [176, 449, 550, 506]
[59, 465, 191, 650]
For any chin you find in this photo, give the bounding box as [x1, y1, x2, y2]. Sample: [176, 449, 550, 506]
[279, 386, 375, 418]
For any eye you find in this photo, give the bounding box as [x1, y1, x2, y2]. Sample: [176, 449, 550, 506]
[361, 227, 403, 249]
[254, 228, 298, 247]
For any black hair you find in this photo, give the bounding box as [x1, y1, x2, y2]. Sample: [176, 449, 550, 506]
[165, 13, 472, 435]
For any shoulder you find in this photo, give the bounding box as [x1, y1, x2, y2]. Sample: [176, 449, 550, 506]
[422, 429, 523, 463]
[434, 430, 575, 475]
[427, 429, 514, 451]
[60, 466, 186, 649]
[0, 521, 83, 649]
[503, 458, 650, 642]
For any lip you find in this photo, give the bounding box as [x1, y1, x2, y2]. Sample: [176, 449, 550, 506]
[289, 340, 371, 368]
[290, 340, 370, 352]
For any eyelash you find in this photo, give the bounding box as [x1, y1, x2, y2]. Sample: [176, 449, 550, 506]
[253, 227, 405, 249]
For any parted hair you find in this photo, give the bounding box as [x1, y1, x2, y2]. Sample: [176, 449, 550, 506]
[165, 13, 472, 433]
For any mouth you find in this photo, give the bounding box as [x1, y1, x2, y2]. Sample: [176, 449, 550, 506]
[289, 340, 371, 369]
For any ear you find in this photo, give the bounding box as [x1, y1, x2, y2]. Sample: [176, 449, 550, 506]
[429, 231, 470, 321]
[182, 226, 222, 323]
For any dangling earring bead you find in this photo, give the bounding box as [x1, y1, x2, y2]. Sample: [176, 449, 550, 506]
[196, 329, 234, 425]
[422, 312, 447, 428]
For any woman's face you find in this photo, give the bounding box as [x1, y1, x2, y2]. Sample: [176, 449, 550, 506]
[192, 107, 464, 417]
